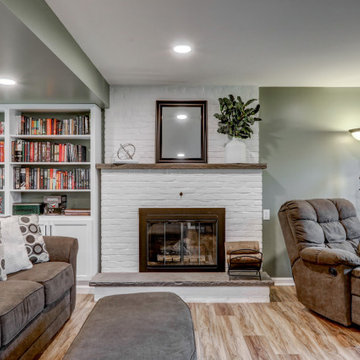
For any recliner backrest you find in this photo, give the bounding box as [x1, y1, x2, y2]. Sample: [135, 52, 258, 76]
[278, 198, 360, 267]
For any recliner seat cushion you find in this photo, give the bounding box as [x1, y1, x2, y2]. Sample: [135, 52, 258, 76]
[8, 262, 74, 306]
[0, 280, 44, 347]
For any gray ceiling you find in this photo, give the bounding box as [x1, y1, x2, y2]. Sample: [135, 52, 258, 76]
[0, 1, 105, 105]
[46, 0, 360, 86]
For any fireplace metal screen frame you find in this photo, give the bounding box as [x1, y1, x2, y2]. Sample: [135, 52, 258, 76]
[139, 208, 225, 272]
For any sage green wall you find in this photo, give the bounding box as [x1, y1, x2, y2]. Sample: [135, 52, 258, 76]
[260, 87, 360, 277]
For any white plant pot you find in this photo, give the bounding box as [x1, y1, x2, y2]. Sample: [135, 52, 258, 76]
[224, 138, 247, 163]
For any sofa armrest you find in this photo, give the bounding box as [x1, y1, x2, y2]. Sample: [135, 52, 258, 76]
[44, 236, 78, 313]
[44, 236, 78, 267]
[300, 247, 360, 267]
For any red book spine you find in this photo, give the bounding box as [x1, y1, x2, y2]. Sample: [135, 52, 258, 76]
[46, 119, 51, 135]
[30, 143, 34, 162]
[50, 169, 53, 190]
[0, 141, 4, 162]
[25, 168, 30, 189]
[21, 115, 25, 134]
[37, 168, 40, 188]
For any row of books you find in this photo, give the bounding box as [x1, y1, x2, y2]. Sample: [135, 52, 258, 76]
[0, 122, 4, 135]
[14, 167, 90, 190]
[64, 209, 91, 216]
[0, 167, 3, 189]
[0, 141, 3, 162]
[17, 115, 90, 135]
[12, 140, 87, 163]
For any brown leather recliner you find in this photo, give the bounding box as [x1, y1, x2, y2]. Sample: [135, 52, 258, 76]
[278, 198, 360, 326]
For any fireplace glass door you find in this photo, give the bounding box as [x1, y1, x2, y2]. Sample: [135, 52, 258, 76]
[147, 220, 217, 268]
[139, 208, 225, 272]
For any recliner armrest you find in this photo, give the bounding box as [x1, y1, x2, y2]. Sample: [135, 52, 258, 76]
[300, 247, 360, 267]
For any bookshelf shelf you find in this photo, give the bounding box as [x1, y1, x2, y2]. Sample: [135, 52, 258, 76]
[11, 135, 91, 140]
[11, 189, 91, 192]
[11, 162, 91, 166]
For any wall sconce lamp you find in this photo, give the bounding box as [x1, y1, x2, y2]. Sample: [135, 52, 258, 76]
[349, 128, 360, 141]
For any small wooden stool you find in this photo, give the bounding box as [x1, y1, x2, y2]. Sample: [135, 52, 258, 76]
[225, 241, 263, 279]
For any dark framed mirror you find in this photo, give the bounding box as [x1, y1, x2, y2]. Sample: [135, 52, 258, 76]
[156, 100, 207, 163]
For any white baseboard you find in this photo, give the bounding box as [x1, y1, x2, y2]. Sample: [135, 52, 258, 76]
[76, 282, 94, 294]
[272, 277, 295, 286]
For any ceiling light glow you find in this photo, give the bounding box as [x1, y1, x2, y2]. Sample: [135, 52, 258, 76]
[0, 78, 16, 86]
[350, 128, 360, 140]
[177, 114, 188, 120]
[173, 45, 192, 54]
[177, 153, 185, 157]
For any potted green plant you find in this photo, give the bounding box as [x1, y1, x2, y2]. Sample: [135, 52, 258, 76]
[214, 94, 261, 163]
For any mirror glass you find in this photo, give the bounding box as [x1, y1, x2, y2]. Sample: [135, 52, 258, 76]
[156, 101, 207, 163]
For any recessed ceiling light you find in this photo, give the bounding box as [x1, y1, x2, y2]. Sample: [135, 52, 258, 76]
[0, 78, 16, 86]
[173, 45, 192, 54]
[177, 153, 185, 157]
[349, 128, 360, 140]
[177, 114, 188, 120]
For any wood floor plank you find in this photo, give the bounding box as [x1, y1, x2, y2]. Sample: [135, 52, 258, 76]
[39, 287, 360, 360]
[244, 335, 277, 360]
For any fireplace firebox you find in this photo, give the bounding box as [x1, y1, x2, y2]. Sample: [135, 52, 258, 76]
[139, 208, 225, 272]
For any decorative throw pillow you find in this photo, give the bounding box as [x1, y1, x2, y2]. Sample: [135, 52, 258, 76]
[0, 226, 6, 281]
[0, 216, 33, 274]
[19, 215, 49, 263]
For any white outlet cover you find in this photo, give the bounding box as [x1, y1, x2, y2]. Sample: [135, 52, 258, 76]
[263, 209, 270, 220]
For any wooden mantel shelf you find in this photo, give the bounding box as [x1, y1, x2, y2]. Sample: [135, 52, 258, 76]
[96, 163, 267, 170]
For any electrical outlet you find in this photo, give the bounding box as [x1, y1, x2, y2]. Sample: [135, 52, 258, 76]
[263, 209, 270, 220]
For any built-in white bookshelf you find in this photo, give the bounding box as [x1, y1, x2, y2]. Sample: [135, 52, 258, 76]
[0, 104, 102, 281]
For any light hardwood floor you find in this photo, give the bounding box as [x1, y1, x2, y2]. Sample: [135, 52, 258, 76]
[40, 287, 360, 360]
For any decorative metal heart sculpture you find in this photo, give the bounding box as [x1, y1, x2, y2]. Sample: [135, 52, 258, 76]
[117, 143, 136, 160]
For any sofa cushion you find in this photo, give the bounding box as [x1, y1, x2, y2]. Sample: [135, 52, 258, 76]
[0, 280, 44, 347]
[8, 262, 74, 306]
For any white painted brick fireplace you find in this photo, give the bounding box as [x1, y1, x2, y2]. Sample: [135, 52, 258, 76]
[101, 169, 262, 272]
[101, 85, 263, 273]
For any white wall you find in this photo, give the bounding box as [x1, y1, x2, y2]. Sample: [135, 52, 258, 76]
[105, 85, 259, 163]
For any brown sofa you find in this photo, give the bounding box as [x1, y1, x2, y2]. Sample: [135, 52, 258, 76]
[278, 198, 360, 326]
[0, 236, 78, 360]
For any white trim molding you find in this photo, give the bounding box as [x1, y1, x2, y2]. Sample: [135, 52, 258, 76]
[272, 277, 295, 286]
[77, 282, 94, 295]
